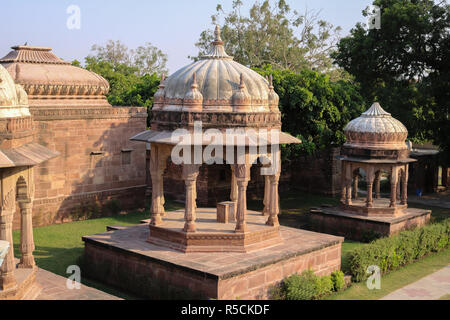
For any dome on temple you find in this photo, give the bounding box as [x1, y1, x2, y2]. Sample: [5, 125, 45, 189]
[0, 65, 30, 118]
[0, 46, 110, 107]
[344, 102, 408, 150]
[158, 26, 277, 113]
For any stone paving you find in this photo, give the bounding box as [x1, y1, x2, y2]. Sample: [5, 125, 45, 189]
[33, 268, 120, 300]
[381, 265, 450, 300]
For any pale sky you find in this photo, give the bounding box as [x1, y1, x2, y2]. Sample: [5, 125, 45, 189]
[0, 0, 371, 73]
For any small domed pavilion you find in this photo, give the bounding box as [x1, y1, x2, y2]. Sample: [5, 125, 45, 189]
[131, 26, 301, 252]
[340, 102, 415, 216]
[311, 102, 431, 240]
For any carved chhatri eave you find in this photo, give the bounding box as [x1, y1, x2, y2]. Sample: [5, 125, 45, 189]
[0, 46, 70, 65]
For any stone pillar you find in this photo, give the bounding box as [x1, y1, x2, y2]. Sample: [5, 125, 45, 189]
[345, 162, 352, 205]
[183, 164, 199, 233]
[374, 171, 381, 199]
[266, 174, 280, 227]
[149, 144, 168, 226]
[230, 165, 238, 218]
[366, 167, 375, 208]
[442, 167, 449, 188]
[352, 173, 359, 199]
[390, 166, 399, 208]
[234, 164, 250, 233]
[262, 175, 270, 215]
[0, 211, 16, 290]
[340, 161, 347, 204]
[401, 165, 409, 205]
[396, 171, 402, 200]
[145, 144, 152, 197]
[18, 200, 35, 268]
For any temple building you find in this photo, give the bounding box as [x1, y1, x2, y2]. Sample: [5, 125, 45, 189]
[0, 65, 58, 298]
[310, 103, 431, 240]
[83, 26, 343, 300]
[0, 46, 147, 227]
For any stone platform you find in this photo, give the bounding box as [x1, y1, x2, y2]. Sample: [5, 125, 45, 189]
[82, 219, 343, 300]
[146, 208, 282, 253]
[310, 205, 431, 241]
[0, 265, 39, 300]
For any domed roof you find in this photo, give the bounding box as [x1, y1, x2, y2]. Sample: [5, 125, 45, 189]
[344, 102, 408, 150]
[156, 26, 278, 113]
[0, 64, 30, 118]
[0, 46, 110, 107]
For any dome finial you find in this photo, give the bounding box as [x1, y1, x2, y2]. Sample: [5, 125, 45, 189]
[269, 74, 274, 90]
[191, 72, 198, 89]
[239, 73, 245, 89]
[214, 25, 222, 43]
[160, 73, 166, 87]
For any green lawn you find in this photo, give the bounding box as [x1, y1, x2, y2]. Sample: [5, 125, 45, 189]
[327, 247, 450, 300]
[12, 199, 183, 299]
[10, 191, 449, 300]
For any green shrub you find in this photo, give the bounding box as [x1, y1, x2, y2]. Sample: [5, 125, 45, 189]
[274, 270, 337, 300]
[349, 219, 450, 282]
[330, 270, 345, 292]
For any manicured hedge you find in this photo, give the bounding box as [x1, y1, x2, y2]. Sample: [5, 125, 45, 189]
[271, 270, 345, 300]
[349, 219, 450, 282]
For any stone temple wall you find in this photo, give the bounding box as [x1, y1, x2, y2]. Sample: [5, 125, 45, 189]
[289, 147, 342, 196]
[21, 106, 147, 228]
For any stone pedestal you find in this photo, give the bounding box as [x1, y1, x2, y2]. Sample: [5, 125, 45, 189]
[310, 206, 431, 241]
[83, 223, 343, 300]
[217, 202, 236, 223]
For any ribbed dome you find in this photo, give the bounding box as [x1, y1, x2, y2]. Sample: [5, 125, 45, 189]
[0, 46, 110, 107]
[344, 103, 408, 150]
[0, 65, 31, 118]
[158, 26, 277, 113]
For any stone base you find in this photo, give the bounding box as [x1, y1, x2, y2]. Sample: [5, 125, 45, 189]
[342, 198, 407, 216]
[82, 224, 343, 300]
[310, 206, 431, 241]
[146, 208, 282, 253]
[0, 265, 40, 300]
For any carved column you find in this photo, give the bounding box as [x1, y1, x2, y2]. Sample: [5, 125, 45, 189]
[18, 200, 35, 268]
[234, 164, 250, 233]
[345, 162, 353, 205]
[374, 171, 381, 199]
[230, 165, 238, 218]
[390, 166, 399, 208]
[145, 144, 152, 197]
[266, 174, 280, 227]
[0, 211, 16, 290]
[340, 161, 347, 204]
[262, 175, 270, 215]
[396, 171, 402, 200]
[366, 167, 375, 208]
[183, 164, 200, 233]
[353, 172, 359, 199]
[401, 164, 409, 205]
[149, 144, 168, 226]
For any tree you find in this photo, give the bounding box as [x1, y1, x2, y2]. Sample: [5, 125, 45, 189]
[193, 0, 346, 79]
[332, 0, 450, 162]
[90, 40, 168, 76]
[254, 65, 367, 157]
